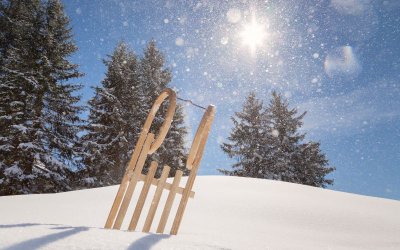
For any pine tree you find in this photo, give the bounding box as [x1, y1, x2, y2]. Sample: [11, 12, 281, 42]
[0, 0, 83, 195]
[220, 91, 335, 188]
[139, 41, 188, 177]
[265, 91, 307, 181]
[1, 0, 42, 194]
[81, 42, 139, 186]
[266, 92, 334, 187]
[291, 141, 334, 187]
[219, 92, 267, 177]
[80, 41, 188, 186]
[41, 0, 84, 175]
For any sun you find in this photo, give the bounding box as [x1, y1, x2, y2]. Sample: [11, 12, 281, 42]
[239, 15, 267, 55]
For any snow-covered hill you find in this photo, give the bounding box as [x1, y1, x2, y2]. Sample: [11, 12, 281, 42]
[0, 176, 399, 250]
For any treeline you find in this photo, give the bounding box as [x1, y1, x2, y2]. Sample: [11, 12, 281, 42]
[0, 0, 187, 195]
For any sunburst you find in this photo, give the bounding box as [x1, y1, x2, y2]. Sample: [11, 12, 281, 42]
[239, 15, 267, 55]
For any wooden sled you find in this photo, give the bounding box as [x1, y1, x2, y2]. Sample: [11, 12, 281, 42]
[104, 88, 215, 235]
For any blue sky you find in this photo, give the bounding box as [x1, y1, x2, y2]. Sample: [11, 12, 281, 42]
[62, 0, 400, 200]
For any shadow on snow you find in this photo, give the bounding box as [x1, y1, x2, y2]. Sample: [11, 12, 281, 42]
[1, 223, 170, 250]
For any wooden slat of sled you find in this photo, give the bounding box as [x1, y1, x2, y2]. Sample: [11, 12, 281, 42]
[143, 165, 171, 232]
[128, 161, 158, 231]
[138, 173, 195, 198]
[113, 133, 154, 230]
[170, 106, 215, 235]
[170, 164, 200, 235]
[156, 170, 183, 234]
[104, 129, 148, 229]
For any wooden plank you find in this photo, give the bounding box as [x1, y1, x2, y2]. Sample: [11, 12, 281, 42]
[104, 129, 148, 229]
[142, 165, 171, 232]
[112, 133, 155, 230]
[170, 170, 198, 235]
[128, 161, 158, 231]
[170, 105, 215, 235]
[156, 170, 183, 234]
[104, 173, 130, 229]
[185, 105, 213, 170]
[139, 88, 176, 154]
[138, 173, 195, 198]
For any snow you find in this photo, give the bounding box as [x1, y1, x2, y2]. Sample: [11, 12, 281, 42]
[3, 165, 23, 177]
[1, 176, 399, 250]
[17, 142, 36, 149]
[11, 125, 28, 134]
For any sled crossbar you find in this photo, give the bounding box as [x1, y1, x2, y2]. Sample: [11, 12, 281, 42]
[137, 173, 195, 198]
[104, 88, 215, 235]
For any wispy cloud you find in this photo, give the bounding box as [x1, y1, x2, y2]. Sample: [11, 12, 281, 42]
[324, 46, 362, 79]
[331, 0, 371, 16]
[298, 79, 400, 136]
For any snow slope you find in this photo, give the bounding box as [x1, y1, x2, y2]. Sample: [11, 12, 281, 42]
[0, 176, 399, 250]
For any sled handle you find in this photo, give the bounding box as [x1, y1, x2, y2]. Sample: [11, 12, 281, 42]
[186, 105, 215, 170]
[142, 88, 177, 154]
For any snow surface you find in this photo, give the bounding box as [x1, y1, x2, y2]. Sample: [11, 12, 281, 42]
[0, 176, 399, 250]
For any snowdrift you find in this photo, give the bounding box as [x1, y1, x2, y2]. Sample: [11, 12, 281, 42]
[1, 176, 399, 249]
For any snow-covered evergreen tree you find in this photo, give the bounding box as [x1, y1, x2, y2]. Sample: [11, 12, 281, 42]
[81, 42, 139, 186]
[291, 141, 334, 187]
[265, 91, 307, 181]
[220, 91, 335, 187]
[266, 91, 334, 187]
[0, 0, 83, 195]
[80, 41, 188, 186]
[219, 92, 268, 177]
[139, 41, 188, 177]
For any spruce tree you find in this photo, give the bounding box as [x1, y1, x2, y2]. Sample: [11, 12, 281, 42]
[0, 0, 83, 195]
[0, 0, 44, 195]
[139, 41, 188, 177]
[220, 91, 335, 187]
[81, 41, 188, 186]
[266, 92, 334, 187]
[41, 0, 83, 173]
[291, 141, 334, 187]
[219, 92, 267, 177]
[81, 42, 139, 186]
[265, 91, 307, 181]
